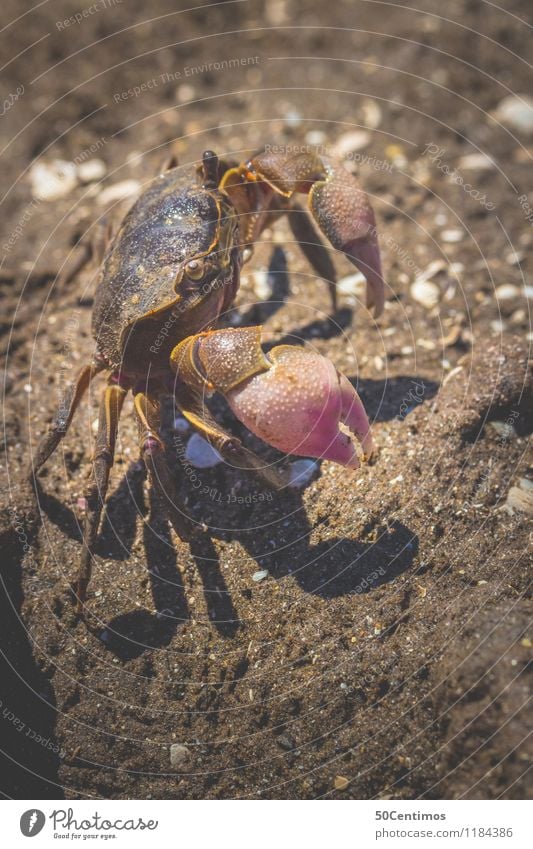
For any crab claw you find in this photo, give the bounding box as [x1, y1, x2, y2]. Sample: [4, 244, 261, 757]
[238, 150, 387, 316]
[186, 327, 374, 470]
[308, 156, 386, 317]
[226, 346, 374, 468]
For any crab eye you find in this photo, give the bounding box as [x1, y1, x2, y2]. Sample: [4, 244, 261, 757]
[186, 259, 205, 280]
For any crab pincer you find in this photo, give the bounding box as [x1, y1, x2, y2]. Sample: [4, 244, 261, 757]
[172, 327, 374, 471]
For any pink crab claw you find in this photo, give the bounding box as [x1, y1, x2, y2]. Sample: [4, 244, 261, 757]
[225, 345, 374, 469]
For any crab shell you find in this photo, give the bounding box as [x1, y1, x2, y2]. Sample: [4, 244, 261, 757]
[92, 168, 240, 375]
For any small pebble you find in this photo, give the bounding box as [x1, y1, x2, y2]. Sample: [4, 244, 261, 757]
[77, 158, 107, 184]
[385, 144, 407, 167]
[185, 433, 222, 468]
[417, 338, 437, 350]
[361, 98, 382, 129]
[505, 250, 524, 266]
[252, 269, 272, 300]
[30, 160, 77, 201]
[170, 743, 190, 769]
[305, 130, 327, 146]
[493, 94, 533, 133]
[337, 272, 366, 301]
[334, 775, 349, 791]
[524, 286, 533, 299]
[252, 569, 269, 582]
[332, 130, 371, 157]
[505, 478, 533, 515]
[489, 421, 516, 439]
[97, 179, 141, 205]
[284, 108, 303, 129]
[441, 229, 464, 243]
[410, 278, 440, 309]
[288, 459, 318, 487]
[177, 84, 195, 103]
[265, 0, 288, 26]
[416, 258, 448, 282]
[495, 284, 520, 300]
[277, 734, 295, 750]
[457, 153, 495, 170]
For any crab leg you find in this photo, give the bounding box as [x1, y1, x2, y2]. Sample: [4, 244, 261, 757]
[76, 380, 127, 613]
[171, 327, 374, 472]
[30, 359, 106, 478]
[133, 391, 195, 542]
[221, 149, 386, 316]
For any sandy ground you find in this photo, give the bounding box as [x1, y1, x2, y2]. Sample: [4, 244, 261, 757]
[0, 0, 531, 799]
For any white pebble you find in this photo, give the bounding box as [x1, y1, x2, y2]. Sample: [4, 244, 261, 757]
[457, 153, 495, 170]
[415, 258, 448, 282]
[493, 95, 533, 133]
[410, 279, 440, 309]
[177, 84, 195, 103]
[505, 483, 533, 515]
[185, 433, 222, 468]
[284, 108, 303, 129]
[524, 286, 533, 299]
[337, 272, 366, 301]
[252, 569, 269, 582]
[97, 179, 141, 205]
[76, 158, 107, 184]
[305, 130, 327, 146]
[505, 250, 524, 266]
[332, 130, 371, 158]
[441, 229, 464, 243]
[170, 744, 190, 769]
[252, 269, 272, 300]
[489, 421, 516, 439]
[30, 159, 78, 201]
[361, 98, 382, 129]
[288, 459, 318, 488]
[495, 284, 520, 300]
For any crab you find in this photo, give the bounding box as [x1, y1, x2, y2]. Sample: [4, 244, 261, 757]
[30, 147, 386, 613]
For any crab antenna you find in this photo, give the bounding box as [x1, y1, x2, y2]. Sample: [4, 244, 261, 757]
[201, 150, 219, 188]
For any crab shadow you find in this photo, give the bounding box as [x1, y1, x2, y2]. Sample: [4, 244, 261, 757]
[98, 504, 418, 661]
[36, 369, 433, 659]
[356, 375, 438, 423]
[225, 245, 353, 342]
[90, 487, 241, 662]
[97, 477, 418, 661]
[193, 512, 418, 601]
